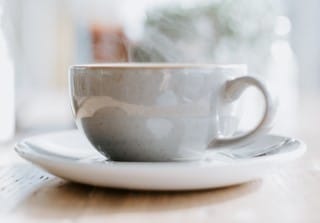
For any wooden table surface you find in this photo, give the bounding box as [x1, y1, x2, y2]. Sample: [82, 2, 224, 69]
[0, 97, 319, 223]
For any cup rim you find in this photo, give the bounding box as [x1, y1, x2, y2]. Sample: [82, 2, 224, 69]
[70, 63, 247, 70]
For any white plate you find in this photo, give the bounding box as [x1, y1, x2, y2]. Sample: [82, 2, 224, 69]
[15, 130, 306, 191]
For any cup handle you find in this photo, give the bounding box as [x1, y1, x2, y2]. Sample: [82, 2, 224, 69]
[210, 76, 277, 147]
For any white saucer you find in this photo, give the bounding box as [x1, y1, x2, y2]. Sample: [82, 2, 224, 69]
[15, 130, 306, 191]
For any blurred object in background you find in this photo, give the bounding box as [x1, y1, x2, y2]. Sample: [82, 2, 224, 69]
[0, 0, 15, 141]
[14, 0, 74, 133]
[90, 23, 128, 62]
[290, 0, 320, 95]
[71, 0, 131, 64]
[266, 15, 298, 135]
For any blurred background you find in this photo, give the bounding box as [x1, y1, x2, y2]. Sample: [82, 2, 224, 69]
[0, 0, 318, 141]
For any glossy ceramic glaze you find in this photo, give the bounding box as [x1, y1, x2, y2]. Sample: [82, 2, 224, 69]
[69, 64, 248, 161]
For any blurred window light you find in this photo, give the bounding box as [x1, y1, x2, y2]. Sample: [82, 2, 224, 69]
[0, 3, 15, 142]
[271, 40, 293, 62]
[274, 16, 291, 36]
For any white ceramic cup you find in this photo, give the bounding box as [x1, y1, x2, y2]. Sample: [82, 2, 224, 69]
[69, 63, 276, 162]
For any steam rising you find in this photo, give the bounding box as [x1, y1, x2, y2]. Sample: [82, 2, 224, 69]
[127, 0, 277, 72]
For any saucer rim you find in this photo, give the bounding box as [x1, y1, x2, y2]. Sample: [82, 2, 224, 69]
[14, 131, 307, 190]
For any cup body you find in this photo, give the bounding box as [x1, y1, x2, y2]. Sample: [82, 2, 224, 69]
[69, 64, 247, 161]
